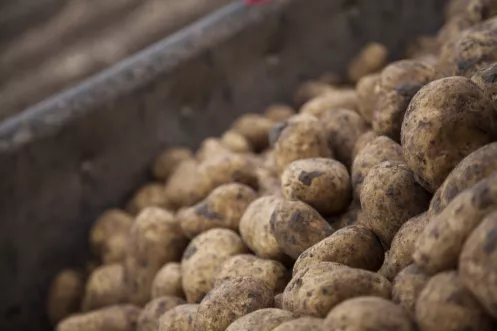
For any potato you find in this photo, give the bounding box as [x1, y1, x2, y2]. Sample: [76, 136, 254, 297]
[416, 271, 494, 331]
[194, 277, 274, 331]
[151, 262, 184, 299]
[179, 183, 257, 238]
[152, 147, 193, 181]
[282, 262, 391, 317]
[471, 63, 497, 108]
[323, 296, 415, 331]
[281, 158, 351, 216]
[293, 81, 336, 106]
[89, 209, 133, 264]
[124, 207, 188, 306]
[82, 264, 127, 311]
[392, 264, 430, 315]
[293, 225, 384, 275]
[256, 167, 281, 196]
[429, 142, 497, 216]
[272, 317, 323, 331]
[56, 305, 141, 331]
[271, 114, 332, 173]
[274, 294, 283, 309]
[351, 136, 404, 199]
[270, 200, 334, 259]
[220, 131, 252, 153]
[181, 228, 248, 303]
[348, 42, 388, 82]
[136, 296, 186, 331]
[466, 0, 497, 23]
[401, 76, 497, 193]
[380, 213, 429, 280]
[225, 308, 295, 331]
[165, 159, 209, 209]
[158, 304, 198, 331]
[239, 195, 287, 260]
[322, 108, 368, 167]
[300, 89, 359, 117]
[414, 172, 497, 274]
[356, 73, 380, 123]
[351, 130, 378, 161]
[264, 104, 295, 122]
[460, 211, 497, 318]
[47, 269, 84, 325]
[127, 183, 171, 215]
[328, 202, 368, 229]
[231, 113, 275, 152]
[445, 0, 472, 19]
[361, 161, 431, 247]
[196, 138, 231, 163]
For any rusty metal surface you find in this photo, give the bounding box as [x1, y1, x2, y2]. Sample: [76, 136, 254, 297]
[0, 0, 446, 330]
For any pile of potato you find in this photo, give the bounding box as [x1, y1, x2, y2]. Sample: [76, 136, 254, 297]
[48, 0, 497, 330]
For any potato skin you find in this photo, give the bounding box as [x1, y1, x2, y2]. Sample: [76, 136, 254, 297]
[293, 81, 336, 107]
[214, 255, 289, 293]
[127, 183, 171, 215]
[220, 131, 252, 153]
[136, 296, 186, 331]
[471, 63, 497, 108]
[293, 225, 384, 275]
[300, 89, 359, 117]
[124, 207, 188, 306]
[225, 308, 295, 331]
[282, 262, 392, 317]
[82, 264, 127, 311]
[348, 42, 388, 82]
[281, 158, 351, 216]
[351, 130, 378, 161]
[195, 277, 274, 331]
[231, 113, 275, 152]
[152, 147, 193, 181]
[165, 159, 209, 209]
[151, 262, 184, 299]
[179, 183, 257, 238]
[181, 228, 248, 303]
[361, 161, 431, 247]
[264, 104, 296, 122]
[356, 74, 380, 124]
[392, 264, 430, 315]
[273, 317, 323, 331]
[416, 271, 495, 331]
[158, 304, 198, 331]
[47, 269, 85, 325]
[270, 200, 334, 259]
[401, 76, 497, 193]
[323, 296, 415, 331]
[56, 305, 141, 331]
[460, 211, 497, 319]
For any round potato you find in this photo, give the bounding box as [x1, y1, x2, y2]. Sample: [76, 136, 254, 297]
[272, 317, 323, 331]
[195, 277, 274, 331]
[124, 207, 188, 306]
[416, 271, 494, 331]
[158, 304, 198, 331]
[300, 89, 359, 117]
[231, 113, 275, 152]
[56, 305, 141, 331]
[126, 183, 171, 215]
[220, 131, 253, 153]
[82, 264, 127, 311]
[356, 73, 380, 124]
[152, 147, 193, 181]
[47, 269, 84, 325]
[281, 158, 351, 216]
[401, 76, 497, 193]
[181, 228, 248, 303]
[392, 264, 430, 315]
[225, 308, 295, 331]
[165, 159, 209, 209]
[351, 130, 378, 161]
[196, 138, 232, 163]
[270, 200, 334, 259]
[136, 296, 186, 331]
[323, 296, 415, 331]
[348, 42, 388, 83]
[264, 104, 295, 122]
[361, 161, 431, 247]
[293, 225, 384, 275]
[151, 262, 184, 299]
[471, 62, 497, 108]
[293, 81, 336, 107]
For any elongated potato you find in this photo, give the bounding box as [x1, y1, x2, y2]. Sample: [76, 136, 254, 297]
[136, 296, 186, 331]
[300, 89, 359, 117]
[270, 200, 334, 259]
[356, 74, 380, 124]
[293, 225, 384, 275]
[158, 304, 198, 331]
[392, 264, 430, 315]
[152, 147, 193, 181]
[225, 308, 295, 331]
[272, 317, 323, 331]
[127, 183, 171, 215]
[56, 305, 141, 331]
[47, 269, 85, 325]
[82, 264, 127, 311]
[151, 263, 184, 299]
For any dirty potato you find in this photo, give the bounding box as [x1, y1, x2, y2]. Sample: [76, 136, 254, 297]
[328, 201, 368, 229]
[196, 138, 232, 163]
[471, 62, 497, 108]
[300, 89, 359, 117]
[348, 42, 389, 82]
[152, 147, 193, 181]
[225, 308, 295, 331]
[293, 81, 336, 106]
[220, 131, 252, 153]
[127, 183, 171, 215]
[392, 264, 430, 315]
[136, 296, 186, 331]
[82, 264, 127, 311]
[351, 130, 379, 161]
[356, 73, 380, 124]
[264, 104, 296, 122]
[56, 305, 141, 331]
[272, 317, 323, 331]
[151, 262, 184, 299]
[165, 159, 209, 209]
[158, 304, 198, 331]
[47, 269, 85, 325]
[231, 113, 275, 152]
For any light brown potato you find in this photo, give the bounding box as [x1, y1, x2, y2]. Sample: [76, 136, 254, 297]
[82, 264, 127, 312]
[214, 255, 289, 293]
[392, 264, 430, 315]
[47, 269, 84, 325]
[274, 294, 283, 309]
[272, 317, 323, 331]
[356, 73, 380, 124]
[256, 167, 281, 197]
[300, 89, 359, 117]
[293, 81, 336, 107]
[89, 209, 133, 265]
[460, 211, 497, 319]
[293, 225, 384, 275]
[416, 271, 494, 331]
[471, 62, 497, 108]
[239, 196, 287, 261]
[270, 200, 334, 259]
[380, 213, 429, 280]
[220, 131, 252, 154]
[281, 158, 351, 216]
[445, 0, 471, 19]
[429, 142, 497, 216]
[231, 113, 275, 152]
[136, 296, 186, 331]
[181, 228, 248, 303]
[401, 76, 497, 193]
[158, 304, 198, 331]
[124, 207, 188, 306]
[56, 305, 141, 331]
[264, 104, 296, 122]
[195, 277, 274, 331]
[196, 138, 232, 163]
[179, 183, 257, 238]
[466, 0, 497, 24]
[282, 262, 391, 317]
[414, 172, 497, 275]
[351, 136, 404, 200]
[328, 201, 368, 229]
[152, 147, 193, 181]
[165, 159, 210, 209]
[323, 296, 415, 331]
[322, 108, 368, 167]
[126, 183, 171, 215]
[348, 42, 389, 82]
[225, 308, 295, 331]
[361, 161, 431, 247]
[151, 262, 184, 299]
[351, 130, 379, 161]
[271, 114, 332, 173]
